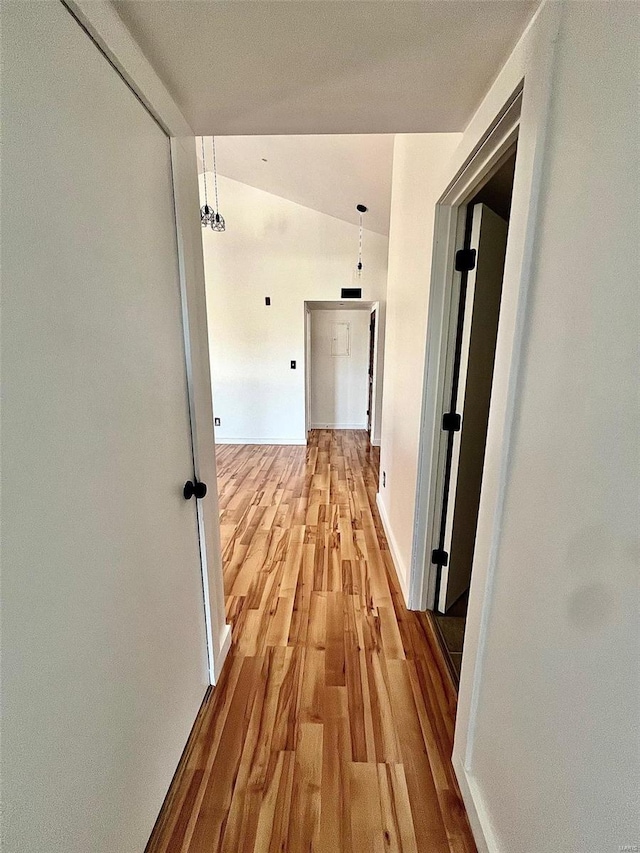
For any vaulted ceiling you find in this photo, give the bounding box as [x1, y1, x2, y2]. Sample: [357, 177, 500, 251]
[113, 1, 538, 136]
[200, 135, 395, 235]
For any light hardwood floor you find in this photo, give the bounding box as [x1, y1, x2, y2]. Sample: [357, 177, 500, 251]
[147, 430, 477, 853]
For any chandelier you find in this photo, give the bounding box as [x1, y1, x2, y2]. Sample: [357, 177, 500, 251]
[353, 203, 367, 283]
[200, 136, 225, 232]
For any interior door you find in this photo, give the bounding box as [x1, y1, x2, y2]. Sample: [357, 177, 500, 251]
[2, 4, 209, 852]
[436, 204, 508, 613]
[367, 309, 376, 435]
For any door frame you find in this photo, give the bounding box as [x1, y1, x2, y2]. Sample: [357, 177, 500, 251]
[304, 304, 312, 436]
[63, 0, 230, 684]
[367, 308, 377, 436]
[304, 300, 380, 438]
[410, 94, 522, 615]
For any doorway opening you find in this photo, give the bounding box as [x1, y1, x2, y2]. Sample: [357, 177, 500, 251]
[431, 147, 517, 682]
[367, 308, 377, 437]
[197, 134, 391, 450]
[304, 300, 381, 445]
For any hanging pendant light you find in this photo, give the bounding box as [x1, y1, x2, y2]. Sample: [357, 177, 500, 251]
[200, 136, 225, 232]
[353, 203, 367, 285]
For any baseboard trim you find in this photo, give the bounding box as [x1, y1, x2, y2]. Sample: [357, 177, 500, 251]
[375, 493, 410, 606]
[309, 423, 367, 430]
[145, 685, 214, 852]
[452, 752, 496, 853]
[213, 623, 232, 684]
[215, 438, 307, 446]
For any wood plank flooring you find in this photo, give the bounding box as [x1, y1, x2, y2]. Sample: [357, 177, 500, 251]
[147, 430, 477, 853]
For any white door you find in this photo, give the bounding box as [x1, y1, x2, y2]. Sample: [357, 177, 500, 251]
[437, 204, 508, 612]
[2, 4, 209, 852]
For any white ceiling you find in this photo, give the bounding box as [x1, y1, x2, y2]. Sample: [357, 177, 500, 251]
[113, 1, 538, 136]
[200, 135, 394, 235]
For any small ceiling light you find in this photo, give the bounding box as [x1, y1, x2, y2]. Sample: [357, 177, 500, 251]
[353, 204, 368, 284]
[200, 136, 225, 232]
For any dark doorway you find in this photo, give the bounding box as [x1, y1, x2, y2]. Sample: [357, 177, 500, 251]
[367, 309, 376, 436]
[433, 147, 517, 683]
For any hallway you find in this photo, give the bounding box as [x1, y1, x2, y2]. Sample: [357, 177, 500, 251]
[147, 430, 476, 853]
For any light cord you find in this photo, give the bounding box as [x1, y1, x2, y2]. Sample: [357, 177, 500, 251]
[201, 136, 209, 206]
[212, 136, 220, 213]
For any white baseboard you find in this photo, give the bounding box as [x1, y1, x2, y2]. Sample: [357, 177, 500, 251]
[310, 423, 367, 430]
[215, 438, 307, 445]
[376, 497, 493, 853]
[371, 438, 381, 447]
[212, 623, 232, 685]
[375, 493, 410, 605]
[452, 752, 496, 853]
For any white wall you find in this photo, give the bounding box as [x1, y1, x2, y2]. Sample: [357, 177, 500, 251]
[463, 4, 640, 851]
[378, 3, 639, 851]
[201, 175, 388, 444]
[377, 134, 462, 595]
[310, 309, 370, 428]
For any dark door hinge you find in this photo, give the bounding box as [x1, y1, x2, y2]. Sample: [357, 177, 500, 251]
[455, 248, 476, 272]
[431, 548, 449, 567]
[442, 412, 461, 432]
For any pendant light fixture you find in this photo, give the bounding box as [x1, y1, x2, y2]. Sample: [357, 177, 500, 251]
[200, 136, 225, 232]
[353, 203, 368, 284]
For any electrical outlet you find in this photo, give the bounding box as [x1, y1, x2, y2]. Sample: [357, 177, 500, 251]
[214, 417, 221, 426]
[382, 471, 386, 487]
